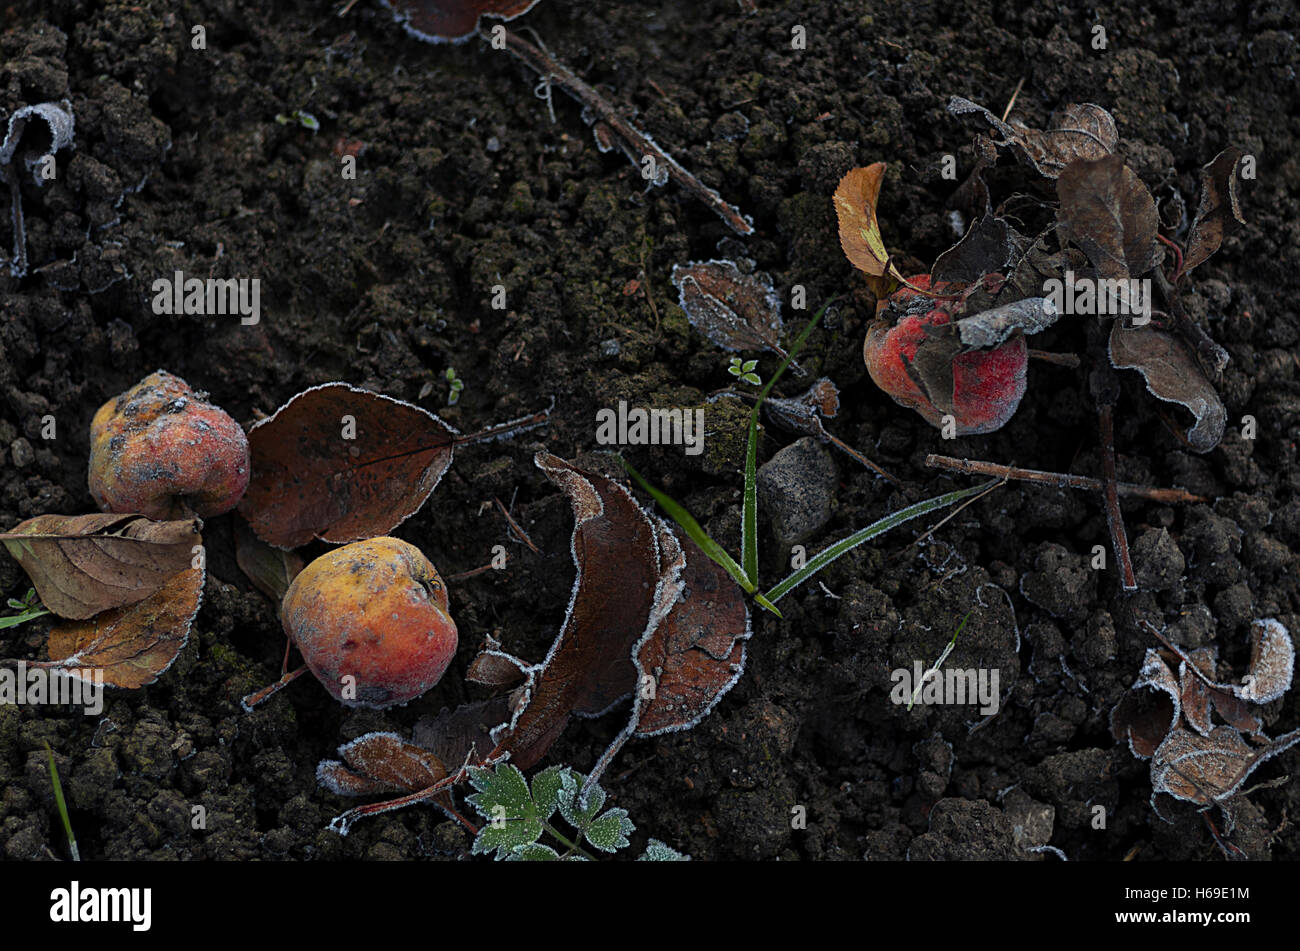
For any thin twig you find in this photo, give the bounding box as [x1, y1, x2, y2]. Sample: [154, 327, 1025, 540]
[1027, 349, 1081, 368]
[1099, 403, 1137, 592]
[1001, 77, 1026, 122]
[925, 454, 1205, 504]
[495, 497, 540, 554]
[498, 28, 754, 235]
[447, 560, 503, 583]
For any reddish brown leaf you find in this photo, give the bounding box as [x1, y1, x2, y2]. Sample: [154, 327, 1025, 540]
[488, 452, 662, 770]
[0, 513, 201, 620]
[1179, 647, 1218, 736]
[238, 382, 456, 549]
[1184, 146, 1247, 274]
[1108, 323, 1226, 452]
[1238, 618, 1294, 703]
[629, 529, 750, 736]
[413, 697, 513, 769]
[765, 378, 841, 438]
[381, 0, 540, 43]
[317, 731, 448, 796]
[39, 566, 204, 689]
[465, 640, 528, 689]
[671, 260, 786, 357]
[834, 164, 911, 298]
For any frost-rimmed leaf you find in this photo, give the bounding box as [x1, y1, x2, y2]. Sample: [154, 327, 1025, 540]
[379, 0, 541, 43]
[33, 565, 204, 690]
[555, 769, 633, 852]
[1236, 618, 1294, 703]
[671, 259, 787, 358]
[1184, 146, 1247, 275]
[484, 452, 662, 770]
[316, 732, 447, 796]
[1109, 648, 1181, 759]
[466, 763, 544, 858]
[1108, 322, 1226, 452]
[233, 517, 303, 605]
[1151, 725, 1300, 808]
[638, 838, 690, 861]
[0, 514, 202, 620]
[947, 98, 1118, 179]
[584, 807, 634, 853]
[507, 843, 560, 861]
[239, 382, 460, 548]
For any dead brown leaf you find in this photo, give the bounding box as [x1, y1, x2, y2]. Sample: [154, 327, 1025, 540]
[948, 98, 1118, 178]
[0, 513, 202, 620]
[1057, 156, 1162, 283]
[238, 382, 457, 549]
[671, 259, 786, 357]
[38, 565, 204, 689]
[1184, 146, 1247, 275]
[1108, 322, 1226, 452]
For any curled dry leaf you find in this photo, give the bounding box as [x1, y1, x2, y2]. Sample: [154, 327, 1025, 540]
[233, 517, 304, 605]
[1109, 648, 1182, 759]
[485, 452, 663, 771]
[0, 513, 202, 620]
[33, 566, 204, 690]
[765, 378, 840, 438]
[1151, 725, 1300, 808]
[671, 260, 786, 359]
[1056, 156, 1162, 284]
[932, 213, 1027, 287]
[380, 0, 540, 43]
[1108, 322, 1226, 452]
[947, 98, 1118, 179]
[238, 382, 457, 549]
[317, 731, 447, 797]
[1183, 146, 1247, 275]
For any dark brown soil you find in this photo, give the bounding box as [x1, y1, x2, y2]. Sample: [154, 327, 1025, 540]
[2, 0, 1298, 861]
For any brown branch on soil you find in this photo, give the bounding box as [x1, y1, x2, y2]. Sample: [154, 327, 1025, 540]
[925, 455, 1205, 504]
[498, 28, 754, 236]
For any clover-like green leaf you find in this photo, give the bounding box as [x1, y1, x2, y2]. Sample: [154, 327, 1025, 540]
[557, 769, 606, 828]
[584, 807, 635, 853]
[529, 765, 566, 821]
[466, 764, 544, 858]
[638, 838, 691, 861]
[507, 843, 561, 861]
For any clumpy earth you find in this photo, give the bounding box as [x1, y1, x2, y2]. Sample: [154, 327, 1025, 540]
[1, 0, 1297, 861]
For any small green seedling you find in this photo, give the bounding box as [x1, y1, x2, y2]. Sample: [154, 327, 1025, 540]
[275, 110, 319, 132]
[625, 298, 996, 618]
[0, 588, 49, 630]
[728, 357, 762, 386]
[43, 741, 79, 861]
[445, 367, 465, 406]
[907, 610, 971, 711]
[466, 762, 688, 861]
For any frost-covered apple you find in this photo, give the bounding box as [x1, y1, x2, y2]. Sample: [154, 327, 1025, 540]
[88, 370, 251, 520]
[863, 275, 1027, 436]
[282, 537, 458, 708]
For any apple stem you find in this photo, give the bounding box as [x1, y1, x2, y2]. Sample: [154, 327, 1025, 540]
[241, 664, 308, 711]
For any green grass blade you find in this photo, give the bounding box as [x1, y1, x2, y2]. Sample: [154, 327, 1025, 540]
[620, 457, 753, 593]
[0, 607, 49, 630]
[741, 296, 841, 588]
[43, 741, 79, 861]
[762, 480, 996, 604]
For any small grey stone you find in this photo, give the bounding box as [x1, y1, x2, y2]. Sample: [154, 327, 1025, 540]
[756, 436, 836, 547]
[10, 438, 34, 469]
